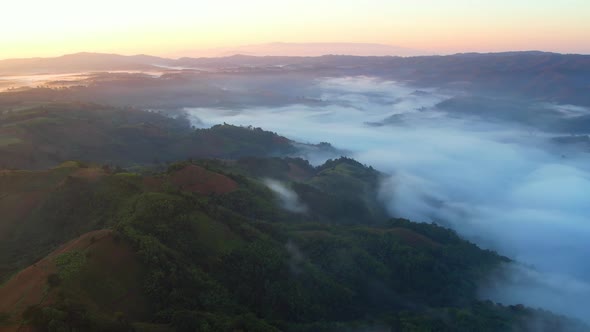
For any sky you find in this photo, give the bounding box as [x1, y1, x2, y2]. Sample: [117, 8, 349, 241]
[1, 0, 589, 59]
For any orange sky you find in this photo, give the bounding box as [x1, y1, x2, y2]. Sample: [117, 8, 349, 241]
[1, 0, 589, 59]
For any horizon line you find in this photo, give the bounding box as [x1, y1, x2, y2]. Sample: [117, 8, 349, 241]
[1, 49, 588, 62]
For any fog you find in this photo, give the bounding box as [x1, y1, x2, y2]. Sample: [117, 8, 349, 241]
[186, 76, 590, 321]
[263, 179, 308, 213]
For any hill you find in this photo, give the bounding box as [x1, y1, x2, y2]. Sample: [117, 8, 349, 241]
[216, 156, 389, 224]
[0, 102, 304, 170]
[0, 160, 587, 331]
[0, 230, 151, 332]
[0, 157, 384, 282]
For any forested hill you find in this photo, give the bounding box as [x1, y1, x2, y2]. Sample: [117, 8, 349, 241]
[0, 102, 587, 331]
[0, 102, 318, 170]
[0, 160, 587, 331]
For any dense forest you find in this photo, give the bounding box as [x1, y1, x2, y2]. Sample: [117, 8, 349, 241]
[0, 103, 587, 331]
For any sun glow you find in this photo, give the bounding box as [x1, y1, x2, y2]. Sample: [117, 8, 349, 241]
[1, 0, 589, 59]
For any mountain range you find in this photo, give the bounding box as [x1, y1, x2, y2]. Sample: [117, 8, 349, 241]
[2, 50, 589, 107]
[167, 42, 432, 58]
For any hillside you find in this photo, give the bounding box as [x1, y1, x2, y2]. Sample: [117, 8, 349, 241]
[214, 156, 389, 224]
[0, 95, 587, 331]
[0, 230, 150, 332]
[0, 160, 587, 331]
[0, 157, 384, 282]
[0, 102, 300, 170]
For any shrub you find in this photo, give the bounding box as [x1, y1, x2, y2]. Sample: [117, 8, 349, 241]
[0, 312, 11, 325]
[47, 273, 62, 288]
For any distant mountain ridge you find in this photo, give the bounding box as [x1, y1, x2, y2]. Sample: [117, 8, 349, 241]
[170, 42, 433, 58]
[1, 49, 587, 73]
[1, 50, 590, 106]
[0, 52, 170, 75]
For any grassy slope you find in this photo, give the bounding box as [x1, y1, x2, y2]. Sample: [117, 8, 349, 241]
[0, 230, 148, 332]
[0, 163, 111, 280]
[0, 162, 242, 282]
[0, 162, 247, 330]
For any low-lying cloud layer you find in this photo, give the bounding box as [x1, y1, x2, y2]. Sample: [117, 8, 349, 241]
[187, 76, 590, 322]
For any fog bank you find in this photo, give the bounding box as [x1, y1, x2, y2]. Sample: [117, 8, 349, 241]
[187, 76, 590, 321]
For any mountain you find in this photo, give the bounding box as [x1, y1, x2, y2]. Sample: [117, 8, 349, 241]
[0, 53, 170, 75]
[3, 51, 590, 107]
[171, 42, 432, 58]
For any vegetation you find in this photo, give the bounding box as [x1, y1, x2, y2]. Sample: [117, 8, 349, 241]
[0, 102, 297, 170]
[55, 251, 87, 281]
[0, 103, 586, 331]
[0, 157, 586, 331]
[0, 311, 11, 325]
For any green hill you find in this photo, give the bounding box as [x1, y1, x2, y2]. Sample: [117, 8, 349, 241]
[0, 102, 298, 170]
[206, 156, 389, 224]
[0, 161, 586, 332]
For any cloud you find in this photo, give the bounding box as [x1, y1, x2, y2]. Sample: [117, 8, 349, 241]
[186, 76, 590, 321]
[263, 178, 308, 213]
[481, 263, 590, 322]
